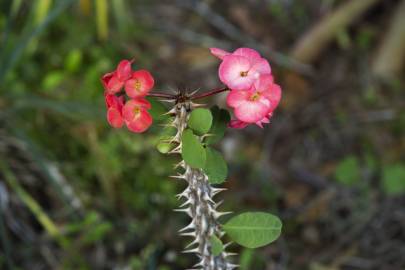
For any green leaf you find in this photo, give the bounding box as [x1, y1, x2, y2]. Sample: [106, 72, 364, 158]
[210, 235, 224, 256]
[204, 147, 228, 184]
[205, 106, 230, 145]
[382, 164, 405, 195]
[334, 156, 360, 186]
[223, 212, 282, 249]
[188, 108, 213, 135]
[181, 129, 206, 169]
[146, 97, 169, 123]
[156, 125, 177, 154]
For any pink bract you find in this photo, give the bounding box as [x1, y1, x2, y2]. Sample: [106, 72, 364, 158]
[226, 74, 282, 128]
[122, 98, 153, 133]
[218, 55, 271, 90]
[227, 89, 270, 123]
[125, 70, 155, 98]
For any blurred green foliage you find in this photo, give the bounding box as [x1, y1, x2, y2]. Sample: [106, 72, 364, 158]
[0, 1, 180, 268]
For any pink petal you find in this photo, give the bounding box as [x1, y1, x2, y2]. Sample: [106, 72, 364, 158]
[249, 58, 271, 79]
[210, 48, 230, 60]
[234, 100, 269, 123]
[107, 107, 124, 128]
[226, 89, 250, 108]
[125, 109, 153, 133]
[219, 55, 255, 90]
[253, 74, 274, 92]
[262, 83, 282, 112]
[125, 70, 155, 98]
[116, 60, 132, 81]
[228, 120, 249, 129]
[255, 116, 270, 128]
[232, 48, 262, 64]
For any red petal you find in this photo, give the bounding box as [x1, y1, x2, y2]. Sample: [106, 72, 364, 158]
[125, 70, 154, 98]
[125, 109, 153, 133]
[107, 107, 124, 128]
[116, 60, 132, 81]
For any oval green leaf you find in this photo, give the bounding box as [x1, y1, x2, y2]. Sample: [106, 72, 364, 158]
[210, 235, 224, 256]
[181, 129, 206, 168]
[204, 147, 228, 184]
[223, 212, 282, 249]
[188, 108, 213, 135]
[205, 106, 230, 145]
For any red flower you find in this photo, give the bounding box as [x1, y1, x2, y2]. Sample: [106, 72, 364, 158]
[122, 98, 153, 133]
[105, 94, 125, 128]
[101, 60, 132, 94]
[124, 70, 155, 98]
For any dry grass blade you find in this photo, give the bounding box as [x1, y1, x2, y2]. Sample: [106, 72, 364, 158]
[372, 0, 405, 80]
[291, 0, 381, 63]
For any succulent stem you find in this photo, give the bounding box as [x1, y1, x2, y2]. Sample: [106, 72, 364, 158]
[169, 100, 236, 270]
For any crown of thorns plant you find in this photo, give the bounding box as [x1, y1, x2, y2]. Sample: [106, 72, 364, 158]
[101, 47, 283, 270]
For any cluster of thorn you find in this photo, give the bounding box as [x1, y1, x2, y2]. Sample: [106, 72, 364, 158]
[165, 97, 238, 270]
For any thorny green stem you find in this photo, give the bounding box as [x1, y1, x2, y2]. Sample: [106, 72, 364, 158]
[168, 100, 237, 270]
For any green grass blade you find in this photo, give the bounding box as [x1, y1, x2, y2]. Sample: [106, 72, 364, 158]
[0, 0, 75, 83]
[95, 0, 109, 40]
[0, 160, 69, 247]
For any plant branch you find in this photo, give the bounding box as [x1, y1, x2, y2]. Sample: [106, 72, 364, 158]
[191, 87, 229, 100]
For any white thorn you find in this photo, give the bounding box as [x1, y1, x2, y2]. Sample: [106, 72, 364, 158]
[184, 238, 199, 249]
[214, 200, 224, 209]
[182, 247, 199, 254]
[169, 174, 186, 180]
[213, 211, 232, 219]
[226, 263, 239, 269]
[179, 199, 192, 208]
[160, 99, 176, 103]
[180, 231, 196, 237]
[211, 187, 227, 196]
[173, 207, 192, 217]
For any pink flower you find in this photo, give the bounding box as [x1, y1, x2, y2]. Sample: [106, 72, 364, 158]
[226, 74, 282, 128]
[124, 70, 155, 98]
[105, 93, 125, 128]
[211, 47, 271, 90]
[122, 98, 153, 133]
[101, 60, 132, 94]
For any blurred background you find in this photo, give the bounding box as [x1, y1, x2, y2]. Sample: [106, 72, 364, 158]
[0, 0, 404, 269]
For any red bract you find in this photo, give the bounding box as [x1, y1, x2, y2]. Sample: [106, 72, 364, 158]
[125, 70, 155, 98]
[122, 98, 153, 133]
[105, 94, 125, 128]
[102, 60, 132, 94]
[101, 59, 156, 133]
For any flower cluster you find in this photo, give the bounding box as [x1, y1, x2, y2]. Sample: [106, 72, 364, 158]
[211, 48, 282, 129]
[101, 60, 154, 133]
